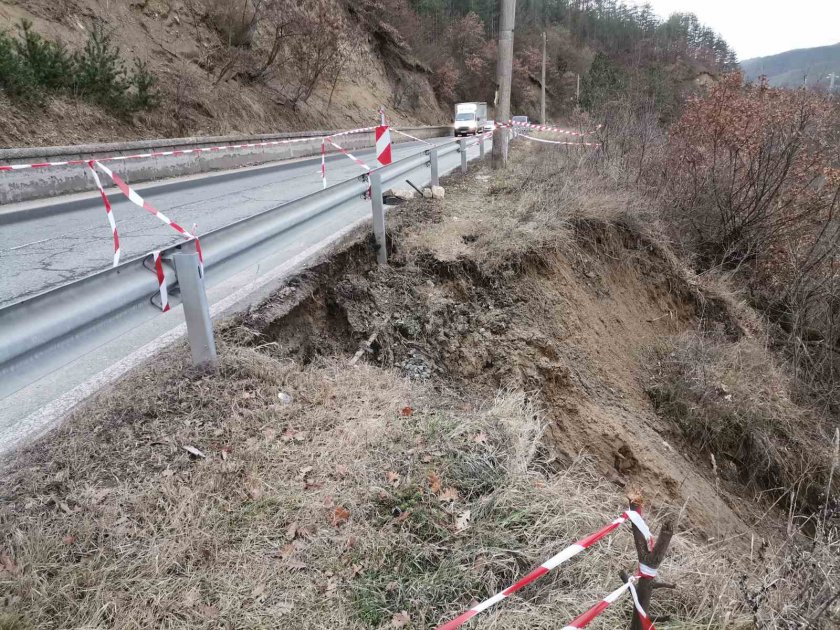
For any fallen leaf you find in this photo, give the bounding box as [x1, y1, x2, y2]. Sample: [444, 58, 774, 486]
[274, 601, 294, 614]
[286, 559, 307, 571]
[220, 447, 230, 461]
[59, 501, 72, 515]
[331, 506, 351, 527]
[428, 471, 442, 494]
[350, 563, 363, 577]
[386, 471, 401, 487]
[323, 495, 335, 507]
[335, 464, 349, 478]
[454, 510, 471, 532]
[472, 432, 488, 445]
[392, 611, 411, 627]
[182, 587, 200, 607]
[183, 445, 206, 458]
[304, 481, 324, 490]
[299, 466, 314, 478]
[245, 478, 263, 500]
[281, 428, 298, 442]
[394, 509, 411, 524]
[420, 454, 433, 463]
[285, 522, 298, 541]
[251, 583, 266, 599]
[440, 487, 460, 503]
[198, 604, 219, 620]
[400, 406, 414, 417]
[62, 535, 76, 545]
[0, 555, 17, 575]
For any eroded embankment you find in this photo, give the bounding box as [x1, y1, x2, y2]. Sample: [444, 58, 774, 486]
[1, 147, 836, 629]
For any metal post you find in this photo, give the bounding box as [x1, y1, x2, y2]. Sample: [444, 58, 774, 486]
[173, 248, 217, 368]
[430, 147, 439, 187]
[541, 31, 547, 124]
[369, 171, 387, 265]
[460, 137, 467, 174]
[479, 135, 485, 159]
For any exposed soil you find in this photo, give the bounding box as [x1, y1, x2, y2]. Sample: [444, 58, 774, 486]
[0, 0, 446, 147]
[229, 161, 758, 541]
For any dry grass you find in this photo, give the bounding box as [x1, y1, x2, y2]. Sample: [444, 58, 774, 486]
[647, 332, 837, 514]
[1, 343, 750, 629]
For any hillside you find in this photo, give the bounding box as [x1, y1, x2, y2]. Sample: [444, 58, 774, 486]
[741, 42, 840, 88]
[0, 0, 447, 147]
[0, 0, 735, 147]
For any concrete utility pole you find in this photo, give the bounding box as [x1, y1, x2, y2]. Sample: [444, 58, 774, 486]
[492, 0, 516, 169]
[829, 73, 838, 98]
[541, 31, 547, 124]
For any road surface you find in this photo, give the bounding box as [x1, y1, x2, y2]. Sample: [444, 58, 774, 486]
[0, 137, 455, 308]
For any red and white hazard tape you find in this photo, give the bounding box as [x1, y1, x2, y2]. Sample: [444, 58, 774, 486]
[0, 127, 379, 171]
[436, 510, 653, 630]
[86, 161, 120, 267]
[508, 120, 600, 137]
[152, 250, 170, 312]
[517, 134, 601, 148]
[561, 575, 654, 630]
[323, 137, 373, 172]
[391, 128, 433, 146]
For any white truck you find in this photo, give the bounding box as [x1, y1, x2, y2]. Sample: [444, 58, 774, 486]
[453, 102, 488, 136]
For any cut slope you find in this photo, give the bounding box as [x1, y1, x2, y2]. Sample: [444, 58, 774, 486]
[0, 0, 446, 147]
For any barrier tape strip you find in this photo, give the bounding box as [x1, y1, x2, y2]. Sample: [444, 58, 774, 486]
[91, 161, 205, 280]
[561, 576, 654, 630]
[323, 137, 372, 172]
[391, 128, 433, 146]
[436, 510, 652, 630]
[85, 161, 120, 267]
[517, 134, 601, 148]
[321, 139, 327, 189]
[152, 250, 170, 312]
[507, 120, 599, 136]
[0, 126, 379, 171]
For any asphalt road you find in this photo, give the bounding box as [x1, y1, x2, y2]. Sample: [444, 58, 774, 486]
[0, 136, 456, 308]
[0, 134, 487, 456]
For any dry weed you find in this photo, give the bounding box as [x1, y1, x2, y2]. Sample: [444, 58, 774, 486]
[1, 343, 747, 629]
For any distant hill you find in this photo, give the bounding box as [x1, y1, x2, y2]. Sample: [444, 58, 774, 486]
[741, 43, 840, 88]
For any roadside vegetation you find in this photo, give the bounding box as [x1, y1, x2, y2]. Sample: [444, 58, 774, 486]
[0, 20, 158, 115]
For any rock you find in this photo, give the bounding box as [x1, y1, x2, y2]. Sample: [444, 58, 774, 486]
[422, 187, 433, 199]
[383, 188, 415, 200]
[278, 392, 293, 404]
[431, 185, 445, 199]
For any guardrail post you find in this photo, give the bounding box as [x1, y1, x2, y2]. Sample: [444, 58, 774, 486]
[479, 135, 485, 159]
[460, 138, 467, 174]
[369, 171, 387, 265]
[430, 147, 440, 187]
[173, 247, 217, 368]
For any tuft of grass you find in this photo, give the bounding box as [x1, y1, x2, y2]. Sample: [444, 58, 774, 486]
[647, 331, 837, 513]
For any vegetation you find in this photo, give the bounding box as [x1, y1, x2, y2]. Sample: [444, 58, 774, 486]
[369, 0, 736, 117]
[0, 21, 158, 115]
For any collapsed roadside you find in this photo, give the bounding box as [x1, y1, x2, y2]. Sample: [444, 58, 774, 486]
[0, 144, 837, 629]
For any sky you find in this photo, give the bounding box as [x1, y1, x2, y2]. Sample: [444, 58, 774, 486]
[629, 0, 840, 60]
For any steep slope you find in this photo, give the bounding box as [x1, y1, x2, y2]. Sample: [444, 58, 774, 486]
[741, 42, 840, 88]
[0, 0, 447, 147]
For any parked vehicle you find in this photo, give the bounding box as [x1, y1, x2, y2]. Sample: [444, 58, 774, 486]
[512, 115, 529, 125]
[483, 120, 495, 132]
[454, 102, 488, 136]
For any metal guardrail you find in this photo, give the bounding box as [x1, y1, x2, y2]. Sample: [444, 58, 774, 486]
[0, 137, 470, 398]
